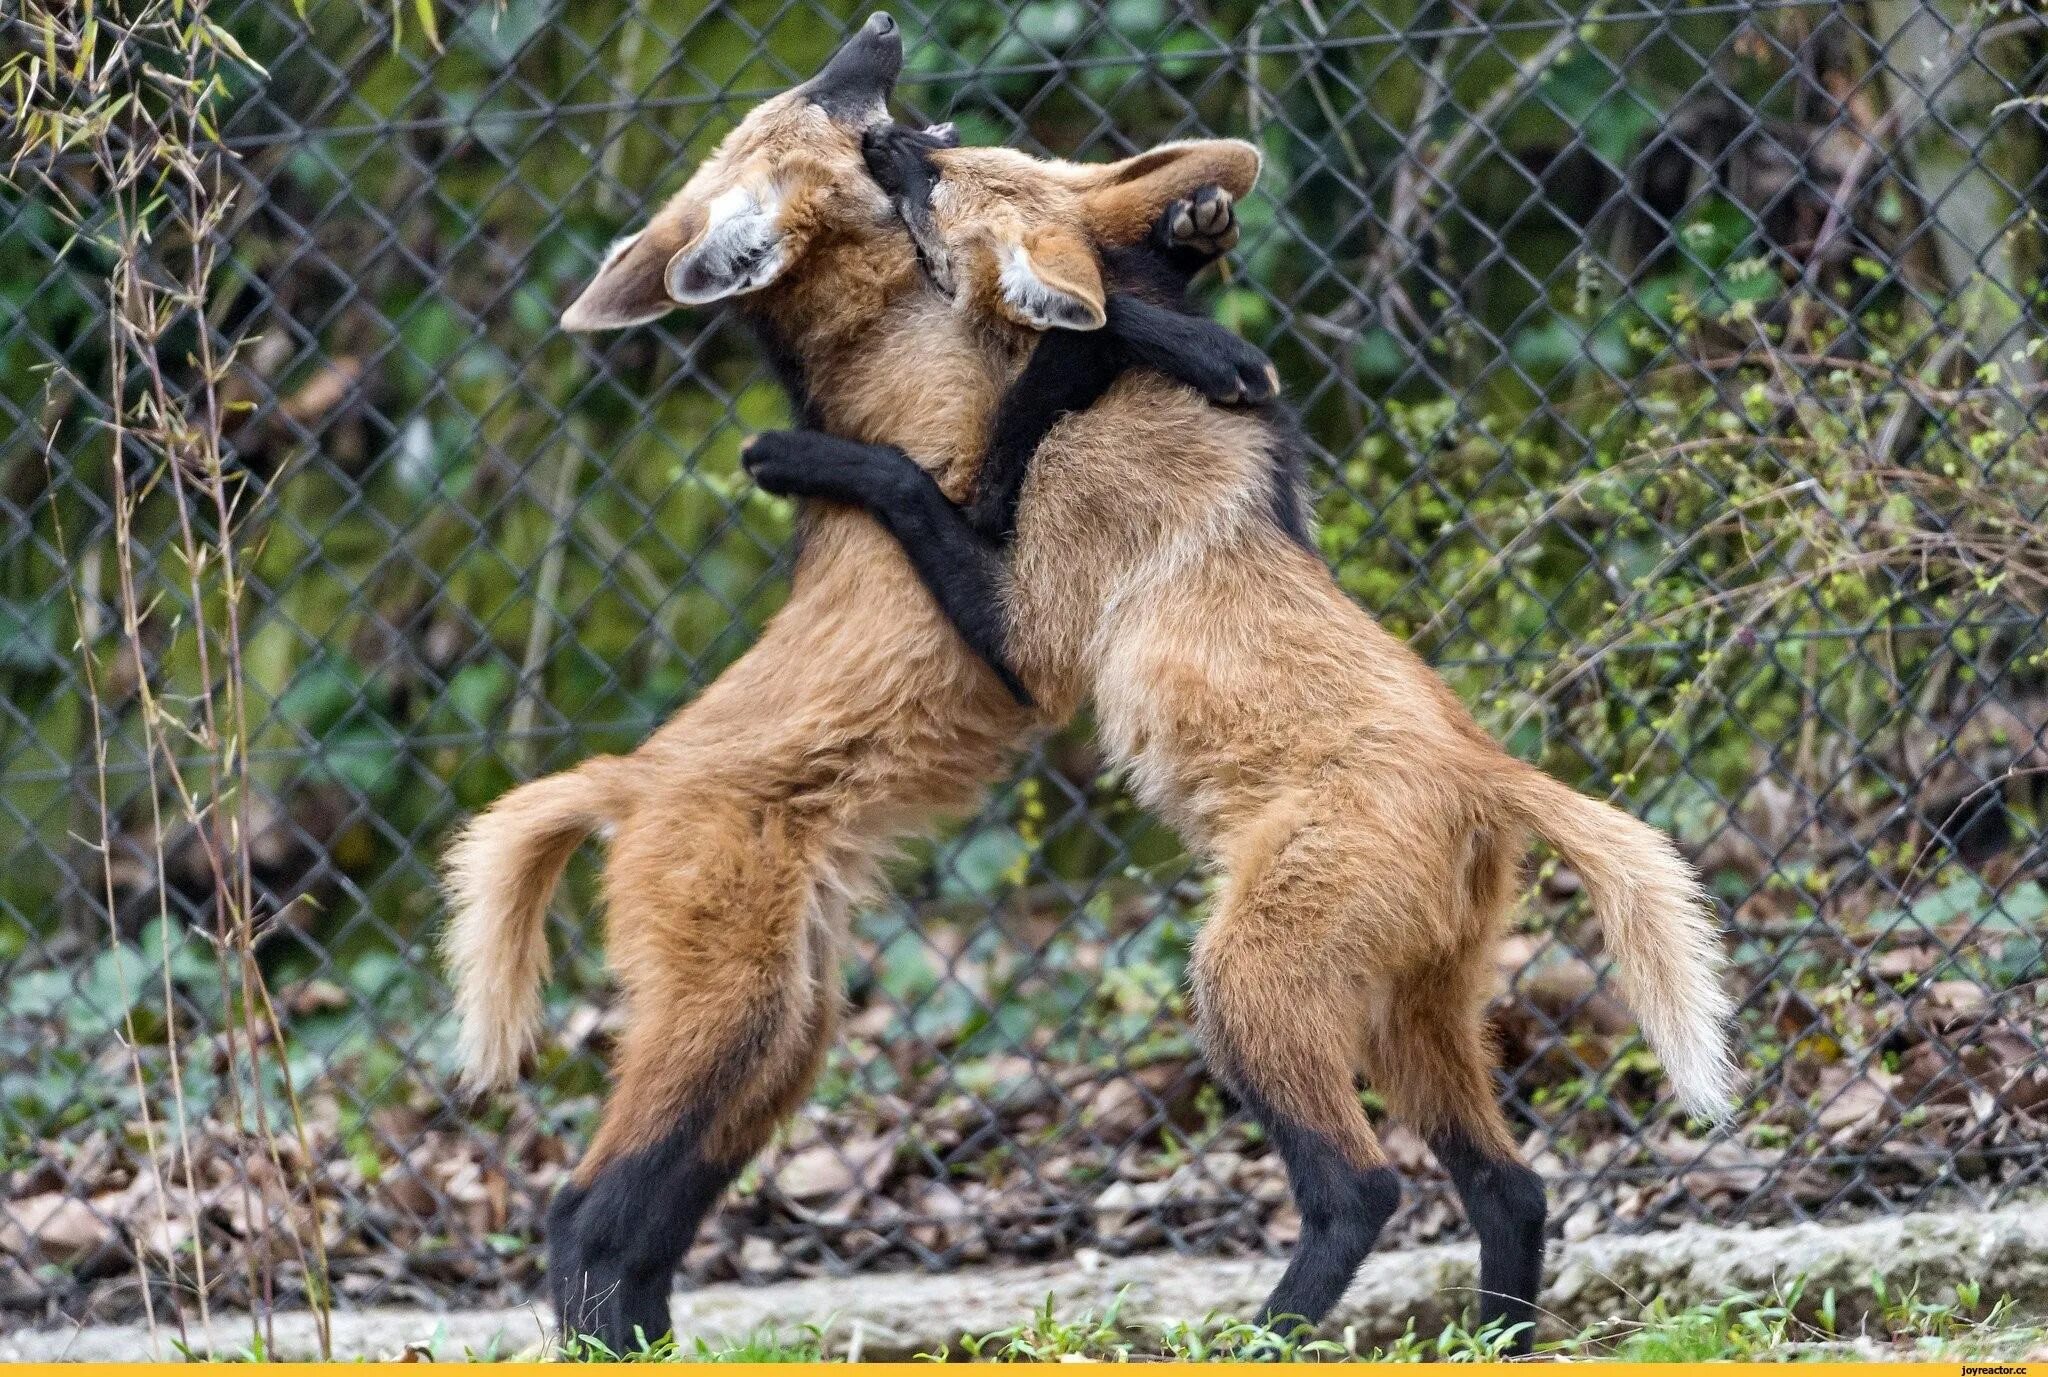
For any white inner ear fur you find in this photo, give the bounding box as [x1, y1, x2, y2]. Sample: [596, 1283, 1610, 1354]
[664, 184, 790, 305]
[997, 243, 1104, 332]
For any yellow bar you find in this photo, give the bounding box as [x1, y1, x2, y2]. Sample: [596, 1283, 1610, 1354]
[8, 1366, 2018, 1374]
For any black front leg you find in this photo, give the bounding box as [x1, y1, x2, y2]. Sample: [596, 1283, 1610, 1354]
[962, 328, 1124, 543]
[743, 430, 1031, 706]
[959, 181, 1280, 556]
[1105, 294, 1279, 406]
[1099, 185, 1279, 407]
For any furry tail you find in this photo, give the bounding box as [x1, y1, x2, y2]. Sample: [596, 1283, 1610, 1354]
[1503, 767, 1740, 1119]
[440, 757, 625, 1091]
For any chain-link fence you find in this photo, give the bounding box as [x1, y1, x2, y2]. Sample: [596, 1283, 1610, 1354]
[4, 0, 2046, 1336]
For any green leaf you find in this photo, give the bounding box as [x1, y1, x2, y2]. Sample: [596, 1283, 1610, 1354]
[413, 0, 440, 51]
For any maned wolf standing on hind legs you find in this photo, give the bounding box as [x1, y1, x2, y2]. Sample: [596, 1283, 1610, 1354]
[740, 123, 1744, 1351]
[445, 13, 1738, 1357]
[441, 15, 1270, 1351]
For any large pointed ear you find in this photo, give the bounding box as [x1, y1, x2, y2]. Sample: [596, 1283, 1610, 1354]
[1073, 139, 1262, 247]
[663, 183, 801, 306]
[560, 199, 708, 331]
[995, 225, 1105, 332]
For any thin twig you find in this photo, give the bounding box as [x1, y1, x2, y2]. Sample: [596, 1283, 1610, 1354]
[14, 0, 331, 1354]
[508, 428, 589, 773]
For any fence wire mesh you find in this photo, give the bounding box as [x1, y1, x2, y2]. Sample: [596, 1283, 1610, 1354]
[4, 0, 2047, 1333]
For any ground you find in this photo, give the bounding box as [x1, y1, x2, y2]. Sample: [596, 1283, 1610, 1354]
[11, 1206, 2046, 1363]
[516, 1285, 2048, 1362]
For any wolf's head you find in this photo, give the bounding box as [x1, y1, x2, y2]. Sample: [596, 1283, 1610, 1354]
[861, 129, 1262, 333]
[561, 13, 907, 330]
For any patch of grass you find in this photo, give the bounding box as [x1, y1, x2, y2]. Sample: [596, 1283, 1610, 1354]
[559, 1323, 831, 1363]
[919, 1294, 1542, 1363]
[1553, 1276, 2046, 1364]
[545, 1276, 2046, 1363]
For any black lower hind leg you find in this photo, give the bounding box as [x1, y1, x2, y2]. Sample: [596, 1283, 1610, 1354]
[1430, 1129, 1547, 1352]
[548, 1123, 738, 1354]
[1253, 1109, 1403, 1334]
[1193, 922, 1399, 1337]
[1364, 943, 1549, 1354]
[545, 880, 841, 1354]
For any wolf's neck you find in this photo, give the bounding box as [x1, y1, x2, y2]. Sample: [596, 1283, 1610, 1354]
[748, 237, 1022, 498]
[750, 233, 919, 380]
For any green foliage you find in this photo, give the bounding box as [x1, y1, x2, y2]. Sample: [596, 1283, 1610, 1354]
[919, 1283, 2037, 1364]
[141, 1279, 2048, 1361]
[560, 1320, 831, 1363]
[1558, 1274, 2040, 1363]
[555, 1283, 2042, 1363]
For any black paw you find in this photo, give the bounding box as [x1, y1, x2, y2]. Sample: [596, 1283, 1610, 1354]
[1184, 336, 1280, 406]
[743, 429, 924, 507]
[740, 430, 821, 498]
[1158, 183, 1239, 259]
[861, 121, 953, 197]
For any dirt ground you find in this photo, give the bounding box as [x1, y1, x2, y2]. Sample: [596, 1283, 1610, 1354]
[8, 1200, 2047, 1362]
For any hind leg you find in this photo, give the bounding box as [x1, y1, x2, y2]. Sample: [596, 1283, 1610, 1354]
[551, 931, 838, 1351]
[1193, 937, 1400, 1333]
[1192, 822, 1402, 1334]
[1364, 948, 1547, 1353]
[546, 1102, 737, 1354]
[550, 819, 843, 1353]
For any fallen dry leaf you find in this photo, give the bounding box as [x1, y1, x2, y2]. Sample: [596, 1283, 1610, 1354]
[0, 1194, 118, 1265]
[1818, 1073, 1895, 1135]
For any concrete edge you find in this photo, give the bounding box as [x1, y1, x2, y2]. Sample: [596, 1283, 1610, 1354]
[6, 1203, 2044, 1361]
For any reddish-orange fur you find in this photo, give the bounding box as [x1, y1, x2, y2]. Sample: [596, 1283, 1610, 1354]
[447, 32, 1733, 1345]
[911, 150, 1738, 1135]
[442, 85, 1262, 1189]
